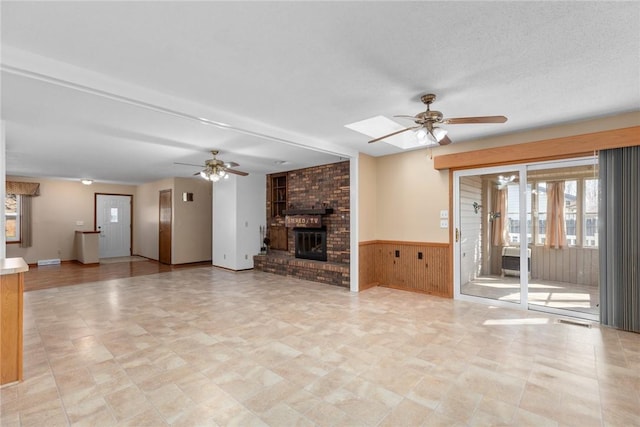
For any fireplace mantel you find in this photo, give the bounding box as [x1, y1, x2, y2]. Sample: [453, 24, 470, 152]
[282, 208, 333, 215]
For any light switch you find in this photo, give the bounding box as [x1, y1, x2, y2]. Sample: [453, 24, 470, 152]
[76, 220, 84, 226]
[440, 219, 449, 228]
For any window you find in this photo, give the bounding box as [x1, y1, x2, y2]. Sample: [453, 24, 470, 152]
[535, 182, 547, 245]
[564, 180, 578, 245]
[526, 177, 598, 248]
[5, 194, 20, 243]
[583, 178, 599, 247]
[505, 183, 532, 244]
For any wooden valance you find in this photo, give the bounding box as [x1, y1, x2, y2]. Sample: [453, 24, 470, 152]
[6, 181, 40, 196]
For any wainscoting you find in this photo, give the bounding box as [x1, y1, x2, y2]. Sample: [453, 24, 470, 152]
[359, 241, 451, 297]
[530, 246, 599, 286]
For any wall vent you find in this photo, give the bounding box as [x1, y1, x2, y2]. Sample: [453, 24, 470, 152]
[557, 319, 592, 328]
[37, 258, 61, 266]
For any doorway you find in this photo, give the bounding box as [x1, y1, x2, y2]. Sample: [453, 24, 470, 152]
[453, 158, 599, 321]
[95, 194, 132, 258]
[159, 189, 172, 264]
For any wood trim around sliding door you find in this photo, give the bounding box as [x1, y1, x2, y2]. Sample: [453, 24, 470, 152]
[433, 126, 639, 170]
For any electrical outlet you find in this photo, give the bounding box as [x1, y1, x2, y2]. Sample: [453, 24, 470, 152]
[76, 220, 84, 226]
[440, 219, 449, 228]
[440, 210, 449, 219]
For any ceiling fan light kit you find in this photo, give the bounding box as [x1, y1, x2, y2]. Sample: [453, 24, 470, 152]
[200, 169, 230, 182]
[367, 93, 507, 147]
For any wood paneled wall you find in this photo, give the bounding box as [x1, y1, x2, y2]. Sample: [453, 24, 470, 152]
[531, 246, 598, 286]
[359, 241, 451, 297]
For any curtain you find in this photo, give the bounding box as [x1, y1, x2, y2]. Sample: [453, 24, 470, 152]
[19, 196, 33, 248]
[600, 146, 640, 333]
[545, 181, 566, 249]
[492, 188, 508, 246]
[6, 181, 39, 248]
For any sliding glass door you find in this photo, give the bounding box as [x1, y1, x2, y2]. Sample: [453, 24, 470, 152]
[454, 158, 599, 321]
[455, 167, 525, 306]
[525, 161, 600, 318]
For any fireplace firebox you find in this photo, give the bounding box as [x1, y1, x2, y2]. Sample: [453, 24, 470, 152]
[294, 228, 327, 261]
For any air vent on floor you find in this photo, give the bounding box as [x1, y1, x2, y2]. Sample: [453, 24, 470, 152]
[556, 319, 592, 328]
[37, 258, 61, 266]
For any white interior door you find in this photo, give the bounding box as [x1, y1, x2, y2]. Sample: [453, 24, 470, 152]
[96, 194, 132, 258]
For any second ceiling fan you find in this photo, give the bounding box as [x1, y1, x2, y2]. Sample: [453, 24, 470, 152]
[175, 150, 248, 182]
[369, 93, 507, 146]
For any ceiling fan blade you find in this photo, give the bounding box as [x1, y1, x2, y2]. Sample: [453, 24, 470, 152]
[175, 162, 204, 167]
[224, 161, 240, 168]
[439, 135, 453, 146]
[225, 168, 249, 176]
[443, 116, 508, 124]
[368, 126, 419, 143]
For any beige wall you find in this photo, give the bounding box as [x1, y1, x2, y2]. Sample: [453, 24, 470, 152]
[6, 175, 212, 265]
[134, 177, 212, 263]
[6, 176, 136, 264]
[363, 112, 640, 244]
[357, 153, 377, 242]
[375, 150, 450, 242]
[173, 177, 212, 264]
[134, 178, 173, 261]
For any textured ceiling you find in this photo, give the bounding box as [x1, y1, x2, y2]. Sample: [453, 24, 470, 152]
[1, 1, 639, 184]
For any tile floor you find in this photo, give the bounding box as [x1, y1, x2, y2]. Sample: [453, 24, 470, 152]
[462, 275, 600, 316]
[1, 267, 639, 426]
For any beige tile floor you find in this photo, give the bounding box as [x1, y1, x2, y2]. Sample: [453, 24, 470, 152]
[462, 276, 600, 316]
[1, 267, 639, 426]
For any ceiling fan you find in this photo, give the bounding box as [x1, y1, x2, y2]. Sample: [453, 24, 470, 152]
[175, 150, 248, 182]
[369, 93, 507, 145]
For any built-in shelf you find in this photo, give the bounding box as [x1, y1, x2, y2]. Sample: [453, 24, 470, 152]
[283, 208, 334, 215]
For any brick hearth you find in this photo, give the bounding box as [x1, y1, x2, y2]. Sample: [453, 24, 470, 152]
[253, 251, 349, 288]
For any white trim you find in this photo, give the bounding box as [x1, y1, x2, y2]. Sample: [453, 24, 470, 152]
[453, 159, 601, 320]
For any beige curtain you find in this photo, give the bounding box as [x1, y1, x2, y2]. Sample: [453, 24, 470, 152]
[6, 181, 39, 248]
[492, 188, 508, 246]
[545, 181, 566, 249]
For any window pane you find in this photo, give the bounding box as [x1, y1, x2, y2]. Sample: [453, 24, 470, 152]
[584, 179, 599, 247]
[507, 184, 520, 243]
[585, 179, 598, 213]
[5, 194, 20, 242]
[6, 217, 17, 238]
[110, 208, 118, 223]
[565, 180, 577, 246]
[536, 182, 547, 245]
[5, 194, 17, 214]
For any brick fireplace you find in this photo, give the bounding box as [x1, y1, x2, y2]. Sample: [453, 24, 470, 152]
[253, 161, 350, 287]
